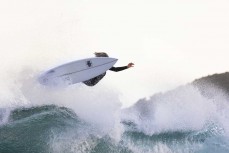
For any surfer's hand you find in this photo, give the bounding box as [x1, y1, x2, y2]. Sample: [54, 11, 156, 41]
[127, 63, 134, 68]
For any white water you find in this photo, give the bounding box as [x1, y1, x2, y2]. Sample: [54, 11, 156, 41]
[122, 85, 229, 136]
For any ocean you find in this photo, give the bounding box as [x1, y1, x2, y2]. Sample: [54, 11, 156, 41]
[0, 72, 229, 153]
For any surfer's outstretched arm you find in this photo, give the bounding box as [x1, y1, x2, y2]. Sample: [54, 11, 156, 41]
[109, 66, 128, 72]
[109, 63, 134, 72]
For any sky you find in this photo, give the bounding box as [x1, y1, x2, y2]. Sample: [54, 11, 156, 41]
[0, 0, 229, 107]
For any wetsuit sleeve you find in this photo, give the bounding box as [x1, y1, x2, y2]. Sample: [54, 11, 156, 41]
[109, 66, 128, 72]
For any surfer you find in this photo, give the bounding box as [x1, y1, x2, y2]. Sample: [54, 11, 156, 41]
[83, 52, 134, 86]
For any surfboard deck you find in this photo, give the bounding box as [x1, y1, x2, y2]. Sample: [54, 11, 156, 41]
[38, 57, 118, 86]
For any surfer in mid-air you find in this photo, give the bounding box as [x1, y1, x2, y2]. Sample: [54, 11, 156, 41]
[83, 52, 134, 86]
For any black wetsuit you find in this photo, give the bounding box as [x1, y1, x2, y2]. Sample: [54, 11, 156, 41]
[83, 66, 128, 86]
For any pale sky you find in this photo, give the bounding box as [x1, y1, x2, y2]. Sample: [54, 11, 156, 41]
[0, 0, 229, 107]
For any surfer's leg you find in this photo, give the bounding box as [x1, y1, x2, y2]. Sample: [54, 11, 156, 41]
[83, 73, 106, 86]
[83, 78, 97, 86]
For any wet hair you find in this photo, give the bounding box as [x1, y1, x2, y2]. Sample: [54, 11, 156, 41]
[94, 52, 109, 57]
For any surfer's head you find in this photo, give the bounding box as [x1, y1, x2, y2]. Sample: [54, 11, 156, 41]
[94, 52, 109, 57]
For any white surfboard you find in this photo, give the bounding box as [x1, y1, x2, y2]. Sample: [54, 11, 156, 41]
[38, 57, 118, 86]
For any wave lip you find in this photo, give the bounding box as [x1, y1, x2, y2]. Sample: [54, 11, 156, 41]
[0, 108, 10, 126]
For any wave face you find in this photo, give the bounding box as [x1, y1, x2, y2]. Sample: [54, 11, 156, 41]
[1, 74, 229, 153]
[0, 105, 131, 153]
